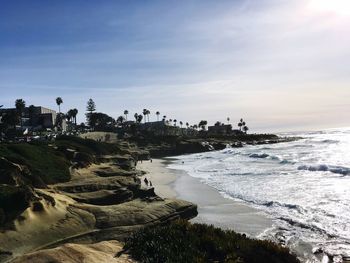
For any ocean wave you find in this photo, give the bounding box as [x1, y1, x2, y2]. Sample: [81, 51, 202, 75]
[262, 201, 305, 213]
[221, 149, 240, 155]
[227, 193, 305, 213]
[298, 164, 350, 176]
[309, 139, 340, 144]
[258, 147, 273, 150]
[270, 155, 280, 160]
[249, 153, 269, 159]
[320, 139, 339, 144]
[279, 159, 295, 164]
[248, 153, 294, 164]
[276, 217, 335, 237]
[291, 144, 313, 148]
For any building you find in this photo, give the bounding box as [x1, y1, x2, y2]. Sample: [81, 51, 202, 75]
[0, 106, 60, 131]
[139, 120, 171, 136]
[28, 106, 57, 129]
[208, 123, 233, 135]
[137, 121, 199, 137]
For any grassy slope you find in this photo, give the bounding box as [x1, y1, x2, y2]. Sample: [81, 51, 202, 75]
[0, 143, 70, 186]
[0, 136, 122, 187]
[123, 220, 300, 263]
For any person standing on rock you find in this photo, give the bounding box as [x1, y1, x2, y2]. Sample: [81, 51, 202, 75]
[144, 177, 149, 186]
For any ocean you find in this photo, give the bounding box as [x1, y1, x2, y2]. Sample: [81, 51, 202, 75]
[168, 127, 350, 261]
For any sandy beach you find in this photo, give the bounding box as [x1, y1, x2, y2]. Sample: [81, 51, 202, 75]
[138, 158, 273, 237]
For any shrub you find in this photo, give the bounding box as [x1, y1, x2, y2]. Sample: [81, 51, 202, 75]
[123, 220, 299, 263]
[56, 135, 119, 156]
[0, 143, 70, 186]
[0, 185, 31, 225]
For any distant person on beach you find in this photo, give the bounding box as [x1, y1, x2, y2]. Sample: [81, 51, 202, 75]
[150, 159, 153, 163]
[149, 181, 152, 187]
[144, 177, 149, 186]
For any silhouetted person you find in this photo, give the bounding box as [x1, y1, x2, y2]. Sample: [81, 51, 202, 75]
[150, 159, 152, 163]
[149, 181, 153, 187]
[144, 177, 149, 186]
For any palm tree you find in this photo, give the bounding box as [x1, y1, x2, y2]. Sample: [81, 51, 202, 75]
[156, 111, 160, 121]
[142, 109, 148, 123]
[134, 113, 138, 122]
[72, 108, 78, 125]
[124, 110, 129, 121]
[227, 117, 230, 124]
[186, 122, 189, 129]
[15, 99, 26, 129]
[179, 121, 183, 128]
[56, 113, 65, 130]
[28, 105, 35, 126]
[56, 97, 63, 113]
[66, 109, 74, 123]
[146, 110, 151, 122]
[173, 119, 177, 127]
[238, 118, 244, 131]
[137, 114, 143, 123]
[162, 115, 166, 121]
[117, 116, 125, 125]
[243, 126, 249, 134]
[198, 120, 208, 131]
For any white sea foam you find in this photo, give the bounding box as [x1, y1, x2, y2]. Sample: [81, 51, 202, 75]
[168, 127, 350, 261]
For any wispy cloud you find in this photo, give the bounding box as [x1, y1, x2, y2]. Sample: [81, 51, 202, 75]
[0, 0, 349, 131]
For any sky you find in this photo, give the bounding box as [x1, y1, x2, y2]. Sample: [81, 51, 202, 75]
[0, 0, 349, 132]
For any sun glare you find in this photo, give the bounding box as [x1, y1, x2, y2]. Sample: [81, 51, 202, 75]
[309, 0, 350, 16]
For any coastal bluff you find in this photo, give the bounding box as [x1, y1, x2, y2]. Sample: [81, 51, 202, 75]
[0, 134, 299, 262]
[0, 136, 197, 262]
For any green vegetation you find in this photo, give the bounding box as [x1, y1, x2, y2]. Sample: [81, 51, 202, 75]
[15, 99, 26, 129]
[0, 143, 70, 186]
[0, 136, 122, 188]
[56, 97, 63, 113]
[0, 136, 127, 227]
[86, 98, 96, 127]
[0, 185, 31, 225]
[123, 220, 299, 263]
[56, 135, 120, 156]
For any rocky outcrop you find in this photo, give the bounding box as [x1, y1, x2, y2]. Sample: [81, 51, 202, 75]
[11, 240, 136, 263]
[51, 161, 197, 243]
[130, 134, 298, 159]
[0, 156, 197, 262]
[64, 189, 134, 206]
[55, 176, 140, 194]
[82, 198, 197, 238]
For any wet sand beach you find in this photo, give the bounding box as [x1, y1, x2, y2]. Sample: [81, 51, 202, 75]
[138, 158, 273, 237]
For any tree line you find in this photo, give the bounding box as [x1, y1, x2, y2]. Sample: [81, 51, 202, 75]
[0, 97, 249, 135]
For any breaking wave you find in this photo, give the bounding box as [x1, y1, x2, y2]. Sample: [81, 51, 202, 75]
[170, 127, 350, 260]
[298, 164, 350, 176]
[249, 153, 269, 159]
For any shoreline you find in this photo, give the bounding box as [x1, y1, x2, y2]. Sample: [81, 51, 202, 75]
[138, 158, 273, 237]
